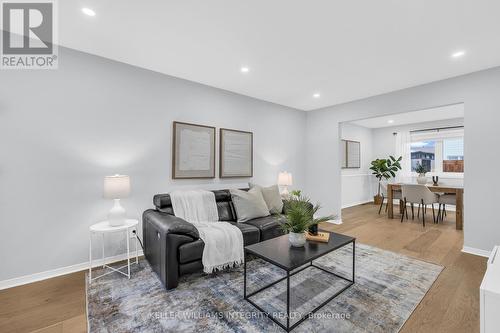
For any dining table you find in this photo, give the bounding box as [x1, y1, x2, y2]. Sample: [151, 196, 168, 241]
[387, 183, 464, 230]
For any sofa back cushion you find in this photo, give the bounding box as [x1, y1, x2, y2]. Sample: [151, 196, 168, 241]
[249, 183, 284, 214]
[230, 188, 271, 222]
[153, 190, 236, 221]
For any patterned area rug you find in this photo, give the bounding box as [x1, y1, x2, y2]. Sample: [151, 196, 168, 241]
[86, 243, 442, 332]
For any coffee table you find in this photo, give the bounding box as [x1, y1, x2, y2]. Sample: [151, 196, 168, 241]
[244, 231, 355, 332]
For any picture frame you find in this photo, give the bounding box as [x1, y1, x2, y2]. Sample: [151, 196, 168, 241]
[219, 128, 253, 178]
[172, 121, 216, 179]
[341, 139, 361, 169]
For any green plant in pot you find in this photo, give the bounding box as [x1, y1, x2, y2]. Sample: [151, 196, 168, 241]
[287, 189, 315, 235]
[281, 195, 335, 247]
[370, 156, 402, 205]
[415, 162, 428, 184]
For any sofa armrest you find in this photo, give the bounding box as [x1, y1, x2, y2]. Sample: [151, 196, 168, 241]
[142, 209, 199, 239]
[142, 209, 200, 289]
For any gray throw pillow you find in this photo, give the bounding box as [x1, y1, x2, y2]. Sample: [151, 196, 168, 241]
[230, 188, 270, 222]
[249, 183, 284, 214]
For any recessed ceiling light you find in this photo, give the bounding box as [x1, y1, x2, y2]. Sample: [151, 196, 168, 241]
[451, 50, 466, 58]
[313, 93, 320, 98]
[388, 119, 394, 124]
[240, 67, 249, 73]
[82, 8, 96, 17]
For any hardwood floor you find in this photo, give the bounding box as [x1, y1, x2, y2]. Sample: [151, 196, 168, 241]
[0, 203, 487, 333]
[321, 203, 487, 333]
[0, 271, 87, 333]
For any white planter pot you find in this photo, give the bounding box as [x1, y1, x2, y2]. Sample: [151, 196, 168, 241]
[289, 232, 306, 247]
[417, 174, 427, 184]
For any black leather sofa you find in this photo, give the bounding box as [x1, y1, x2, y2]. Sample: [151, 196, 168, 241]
[142, 189, 287, 289]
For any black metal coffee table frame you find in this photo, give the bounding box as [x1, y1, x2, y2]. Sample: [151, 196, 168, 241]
[243, 236, 355, 332]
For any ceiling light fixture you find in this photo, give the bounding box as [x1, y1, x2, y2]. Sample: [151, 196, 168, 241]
[313, 93, 320, 98]
[240, 67, 249, 73]
[82, 8, 96, 17]
[451, 50, 466, 59]
[388, 119, 394, 124]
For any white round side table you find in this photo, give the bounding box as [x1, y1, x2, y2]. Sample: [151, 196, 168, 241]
[89, 219, 139, 284]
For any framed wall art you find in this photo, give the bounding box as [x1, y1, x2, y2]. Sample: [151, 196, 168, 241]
[172, 121, 216, 179]
[219, 128, 253, 178]
[341, 139, 361, 169]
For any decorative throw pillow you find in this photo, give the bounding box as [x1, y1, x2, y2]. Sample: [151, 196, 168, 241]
[230, 188, 270, 222]
[249, 183, 284, 214]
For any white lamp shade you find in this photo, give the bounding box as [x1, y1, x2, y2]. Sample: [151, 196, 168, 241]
[104, 175, 130, 199]
[278, 171, 293, 186]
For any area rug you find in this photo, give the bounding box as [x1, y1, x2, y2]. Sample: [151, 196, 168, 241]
[86, 243, 442, 332]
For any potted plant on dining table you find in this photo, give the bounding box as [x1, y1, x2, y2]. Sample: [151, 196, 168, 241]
[370, 156, 402, 205]
[415, 162, 428, 184]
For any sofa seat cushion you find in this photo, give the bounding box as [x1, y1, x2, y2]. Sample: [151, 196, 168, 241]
[229, 222, 260, 246]
[179, 260, 203, 275]
[178, 239, 204, 264]
[244, 215, 286, 241]
[178, 221, 260, 264]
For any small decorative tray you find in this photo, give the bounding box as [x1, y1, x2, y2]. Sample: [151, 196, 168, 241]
[306, 231, 330, 243]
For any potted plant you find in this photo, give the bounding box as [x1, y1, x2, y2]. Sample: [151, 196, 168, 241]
[415, 162, 427, 184]
[369, 156, 402, 205]
[281, 195, 335, 247]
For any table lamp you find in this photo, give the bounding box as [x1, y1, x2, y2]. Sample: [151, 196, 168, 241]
[104, 174, 130, 226]
[278, 171, 293, 197]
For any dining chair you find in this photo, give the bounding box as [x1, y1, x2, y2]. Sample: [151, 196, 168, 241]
[378, 182, 402, 215]
[401, 184, 440, 227]
[438, 193, 456, 222]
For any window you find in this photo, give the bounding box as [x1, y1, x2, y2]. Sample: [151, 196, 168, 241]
[410, 128, 464, 175]
[411, 140, 436, 173]
[443, 138, 464, 172]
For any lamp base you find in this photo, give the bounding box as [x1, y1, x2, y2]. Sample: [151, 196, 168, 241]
[108, 199, 126, 226]
[280, 186, 290, 199]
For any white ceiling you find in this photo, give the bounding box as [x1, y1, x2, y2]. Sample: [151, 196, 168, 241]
[58, 0, 500, 110]
[350, 103, 464, 128]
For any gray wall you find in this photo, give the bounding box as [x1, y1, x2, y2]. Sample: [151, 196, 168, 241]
[340, 123, 375, 208]
[0, 47, 306, 281]
[305, 67, 500, 253]
[2, 46, 499, 282]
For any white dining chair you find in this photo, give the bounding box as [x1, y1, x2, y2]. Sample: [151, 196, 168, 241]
[401, 184, 440, 226]
[379, 182, 402, 215]
[438, 193, 456, 222]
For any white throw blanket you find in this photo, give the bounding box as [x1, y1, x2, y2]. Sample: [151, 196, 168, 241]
[170, 190, 244, 274]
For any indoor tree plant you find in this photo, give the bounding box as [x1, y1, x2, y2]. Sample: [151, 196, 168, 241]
[370, 156, 402, 205]
[281, 194, 335, 247]
[415, 162, 428, 184]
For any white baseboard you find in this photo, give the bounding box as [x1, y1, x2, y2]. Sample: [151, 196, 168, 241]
[342, 200, 458, 213]
[342, 200, 373, 209]
[0, 250, 144, 290]
[462, 246, 491, 258]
